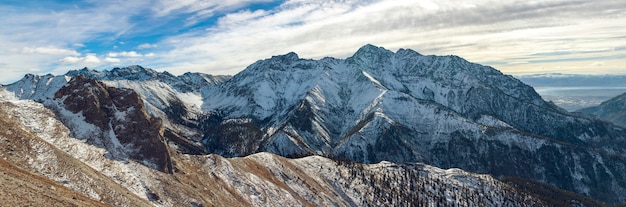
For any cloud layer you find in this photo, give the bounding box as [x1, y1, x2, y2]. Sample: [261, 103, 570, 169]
[0, 0, 625, 83]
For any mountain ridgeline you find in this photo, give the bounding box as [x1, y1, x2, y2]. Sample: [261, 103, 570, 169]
[3, 44, 626, 205]
[577, 92, 626, 127]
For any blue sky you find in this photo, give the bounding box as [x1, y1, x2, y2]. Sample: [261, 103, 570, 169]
[0, 0, 625, 84]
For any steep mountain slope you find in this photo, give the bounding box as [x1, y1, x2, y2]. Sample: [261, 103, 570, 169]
[0, 88, 552, 206]
[577, 92, 626, 126]
[199, 45, 626, 203]
[49, 75, 173, 173]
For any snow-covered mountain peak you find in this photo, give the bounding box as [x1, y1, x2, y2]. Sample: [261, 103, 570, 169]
[395, 47, 423, 57]
[65, 65, 230, 94]
[5, 73, 70, 101]
[66, 65, 167, 81]
[272, 51, 300, 62]
[348, 44, 394, 67]
[66, 67, 105, 79]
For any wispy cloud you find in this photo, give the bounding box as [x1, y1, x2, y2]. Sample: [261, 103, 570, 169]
[108, 51, 144, 58]
[152, 0, 276, 25]
[137, 43, 158, 49]
[59, 54, 101, 64]
[104, 57, 122, 63]
[21, 46, 80, 56]
[153, 0, 626, 76]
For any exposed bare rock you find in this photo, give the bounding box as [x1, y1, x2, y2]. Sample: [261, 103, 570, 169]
[53, 75, 172, 173]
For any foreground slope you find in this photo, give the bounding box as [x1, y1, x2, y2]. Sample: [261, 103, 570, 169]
[0, 158, 108, 207]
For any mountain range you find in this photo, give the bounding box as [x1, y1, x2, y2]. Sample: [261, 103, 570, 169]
[1, 44, 625, 206]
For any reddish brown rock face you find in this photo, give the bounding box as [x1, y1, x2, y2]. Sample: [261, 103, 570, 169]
[54, 75, 172, 173]
[55, 76, 113, 130]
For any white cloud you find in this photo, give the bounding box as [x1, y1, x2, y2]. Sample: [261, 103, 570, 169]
[104, 57, 121, 63]
[419, 1, 440, 11]
[108, 51, 143, 58]
[21, 46, 80, 56]
[58, 56, 83, 64]
[83, 54, 101, 63]
[137, 43, 158, 49]
[58, 54, 101, 64]
[154, 0, 274, 17]
[152, 0, 275, 26]
[217, 9, 267, 26]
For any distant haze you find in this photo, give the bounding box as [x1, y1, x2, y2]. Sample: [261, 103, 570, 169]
[518, 74, 626, 111]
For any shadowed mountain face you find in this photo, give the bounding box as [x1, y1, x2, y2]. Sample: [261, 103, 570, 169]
[3, 44, 626, 204]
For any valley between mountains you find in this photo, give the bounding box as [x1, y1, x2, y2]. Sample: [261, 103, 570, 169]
[1, 44, 625, 206]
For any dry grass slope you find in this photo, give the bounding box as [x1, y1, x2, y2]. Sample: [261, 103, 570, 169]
[0, 157, 108, 207]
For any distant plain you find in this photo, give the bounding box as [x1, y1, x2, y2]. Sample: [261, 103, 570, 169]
[518, 75, 626, 111]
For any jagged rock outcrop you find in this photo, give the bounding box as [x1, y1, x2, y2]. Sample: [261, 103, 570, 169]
[52, 75, 172, 173]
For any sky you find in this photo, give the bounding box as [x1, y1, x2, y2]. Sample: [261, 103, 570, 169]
[0, 0, 625, 84]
